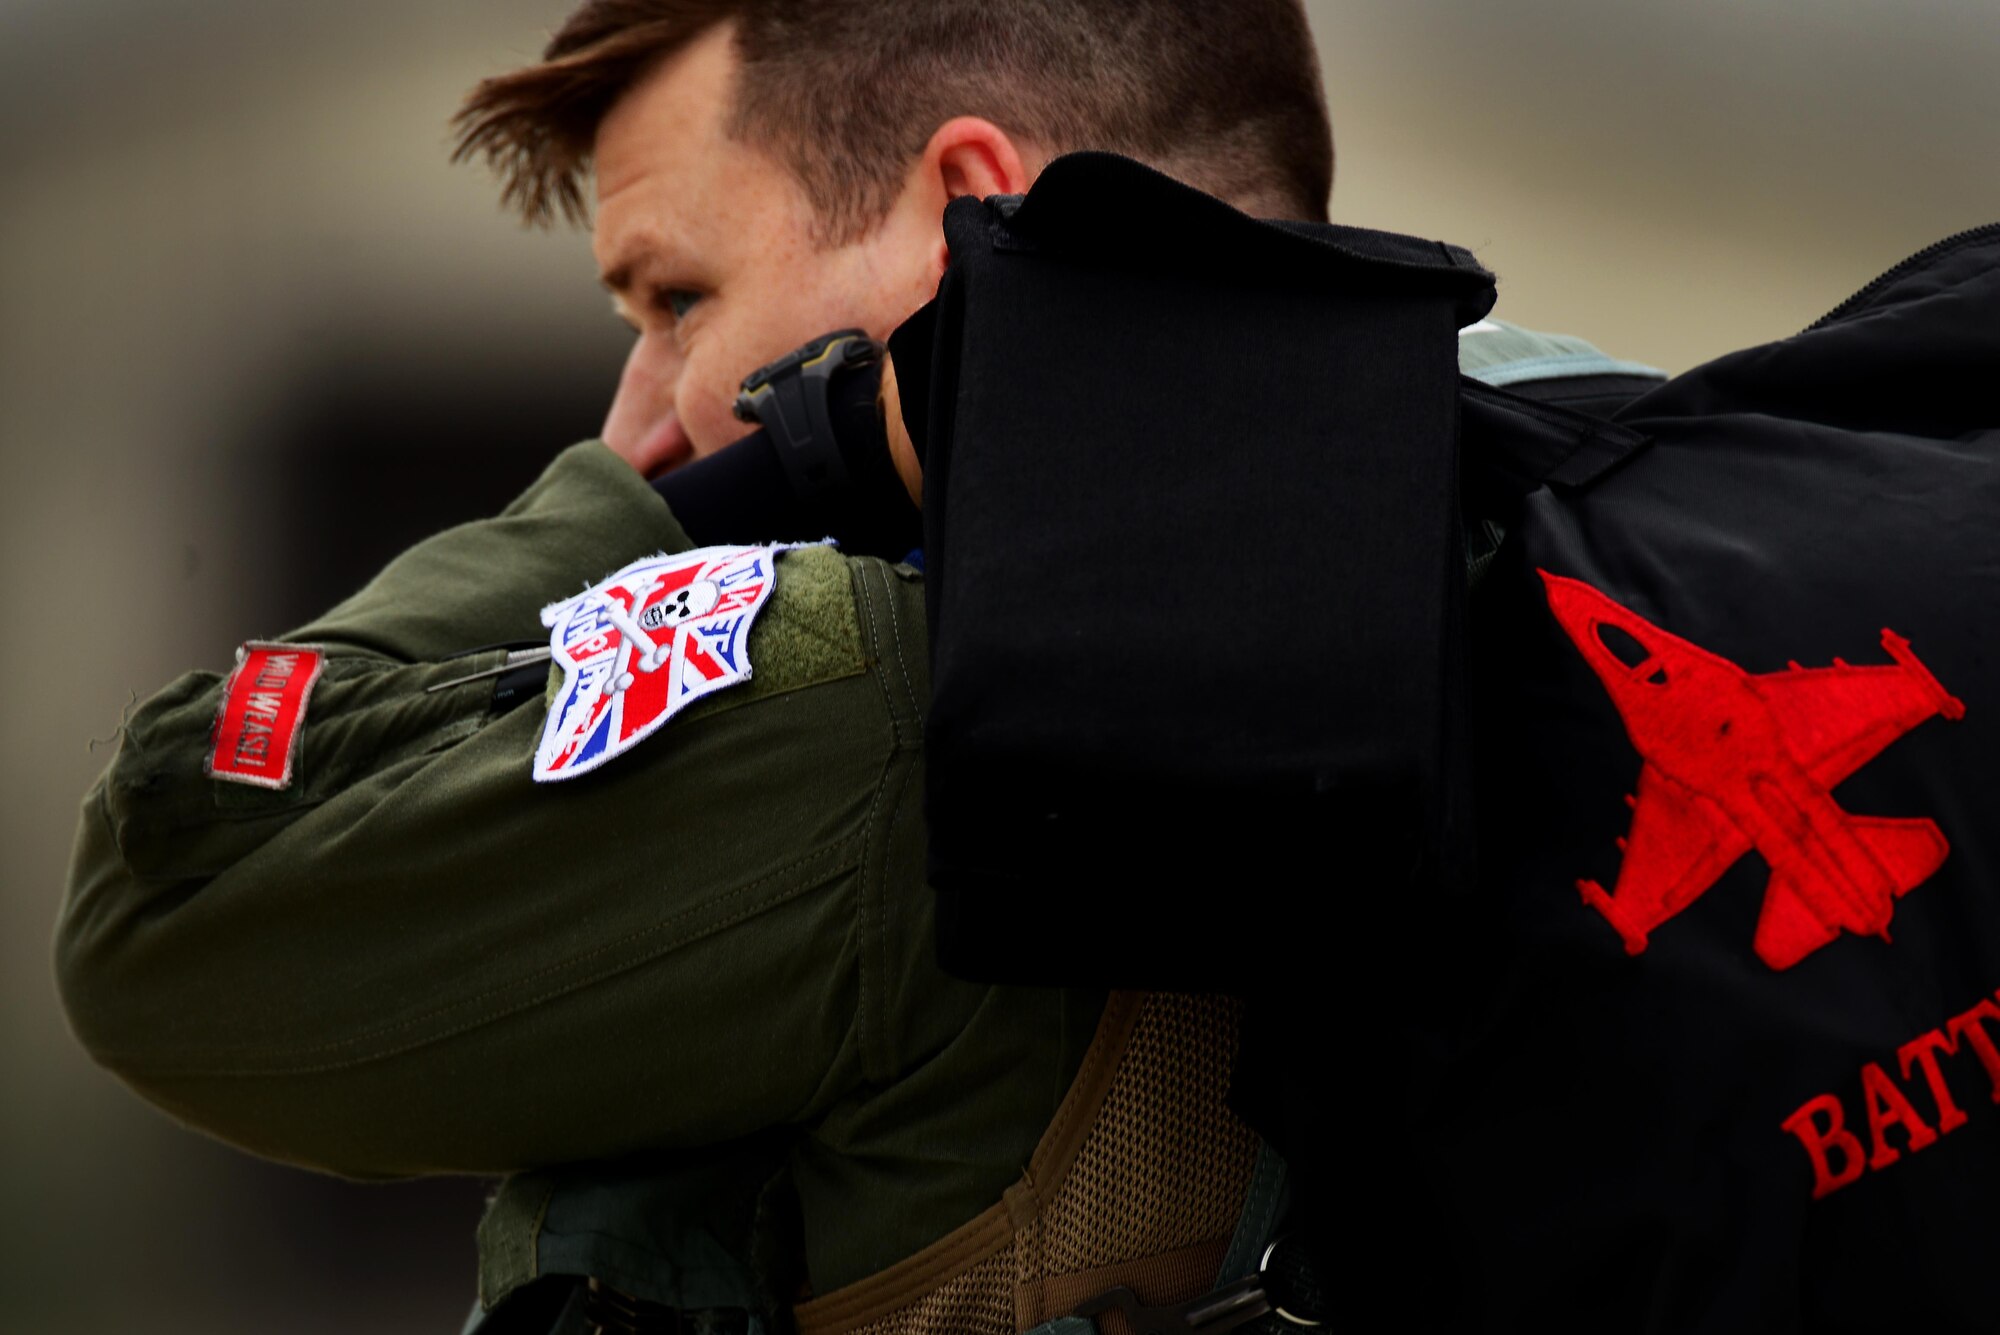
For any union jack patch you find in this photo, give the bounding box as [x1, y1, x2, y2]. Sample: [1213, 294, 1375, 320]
[533, 546, 783, 782]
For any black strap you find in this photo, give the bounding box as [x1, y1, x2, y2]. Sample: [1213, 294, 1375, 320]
[1458, 375, 1652, 497]
[749, 360, 851, 500]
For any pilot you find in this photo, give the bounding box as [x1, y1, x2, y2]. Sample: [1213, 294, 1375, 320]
[54, 2, 1661, 1330]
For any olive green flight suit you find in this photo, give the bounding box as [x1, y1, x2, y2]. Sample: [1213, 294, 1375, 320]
[56, 439, 1104, 1296]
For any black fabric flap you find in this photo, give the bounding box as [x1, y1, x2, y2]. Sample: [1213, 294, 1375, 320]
[904, 153, 1487, 987]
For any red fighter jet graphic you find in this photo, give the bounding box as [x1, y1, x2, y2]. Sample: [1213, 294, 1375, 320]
[1540, 571, 1966, 970]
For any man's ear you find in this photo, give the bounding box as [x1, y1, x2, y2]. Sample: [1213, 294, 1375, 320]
[926, 115, 1034, 204]
[910, 116, 1038, 286]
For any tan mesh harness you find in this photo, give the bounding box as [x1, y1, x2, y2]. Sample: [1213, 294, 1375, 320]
[792, 992, 1261, 1335]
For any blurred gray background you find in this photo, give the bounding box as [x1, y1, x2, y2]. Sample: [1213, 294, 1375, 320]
[3, 2, 1996, 1331]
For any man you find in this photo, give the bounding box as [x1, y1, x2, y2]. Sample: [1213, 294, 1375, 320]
[56, 2, 1653, 1329]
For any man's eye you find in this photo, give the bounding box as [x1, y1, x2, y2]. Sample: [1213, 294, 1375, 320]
[663, 290, 703, 320]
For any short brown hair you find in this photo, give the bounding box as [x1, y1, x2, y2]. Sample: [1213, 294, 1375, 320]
[453, 0, 1334, 238]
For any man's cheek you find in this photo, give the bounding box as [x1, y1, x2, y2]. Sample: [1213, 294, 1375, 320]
[681, 374, 756, 458]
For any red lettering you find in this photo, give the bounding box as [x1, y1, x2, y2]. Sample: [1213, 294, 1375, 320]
[254, 664, 295, 690]
[1945, 998, 2000, 1102]
[1860, 1060, 1937, 1169]
[1898, 1029, 1970, 1133]
[1781, 1094, 1867, 1198]
[1789, 989, 2000, 1204]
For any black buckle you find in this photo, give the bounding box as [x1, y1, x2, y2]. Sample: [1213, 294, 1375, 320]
[1071, 1239, 1324, 1334]
[732, 328, 882, 501]
[581, 1279, 676, 1334]
[1073, 1274, 1270, 1335]
[580, 1278, 752, 1335]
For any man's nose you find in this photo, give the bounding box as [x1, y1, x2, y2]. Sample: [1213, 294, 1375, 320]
[601, 331, 690, 476]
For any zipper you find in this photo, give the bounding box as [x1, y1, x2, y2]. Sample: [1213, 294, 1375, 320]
[1803, 222, 2000, 333]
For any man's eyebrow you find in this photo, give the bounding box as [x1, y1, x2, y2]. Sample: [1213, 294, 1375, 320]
[598, 235, 679, 295]
[599, 260, 637, 294]
[597, 243, 654, 294]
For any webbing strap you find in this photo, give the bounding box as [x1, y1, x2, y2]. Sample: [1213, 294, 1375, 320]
[1214, 1145, 1288, 1286]
[1459, 376, 1652, 495]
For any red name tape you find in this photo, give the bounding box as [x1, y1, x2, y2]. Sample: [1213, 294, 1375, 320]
[207, 643, 325, 790]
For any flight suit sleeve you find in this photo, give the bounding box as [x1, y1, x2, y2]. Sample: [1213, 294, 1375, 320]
[55, 439, 935, 1179]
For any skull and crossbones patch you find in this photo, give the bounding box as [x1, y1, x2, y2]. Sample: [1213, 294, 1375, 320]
[533, 545, 784, 781]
